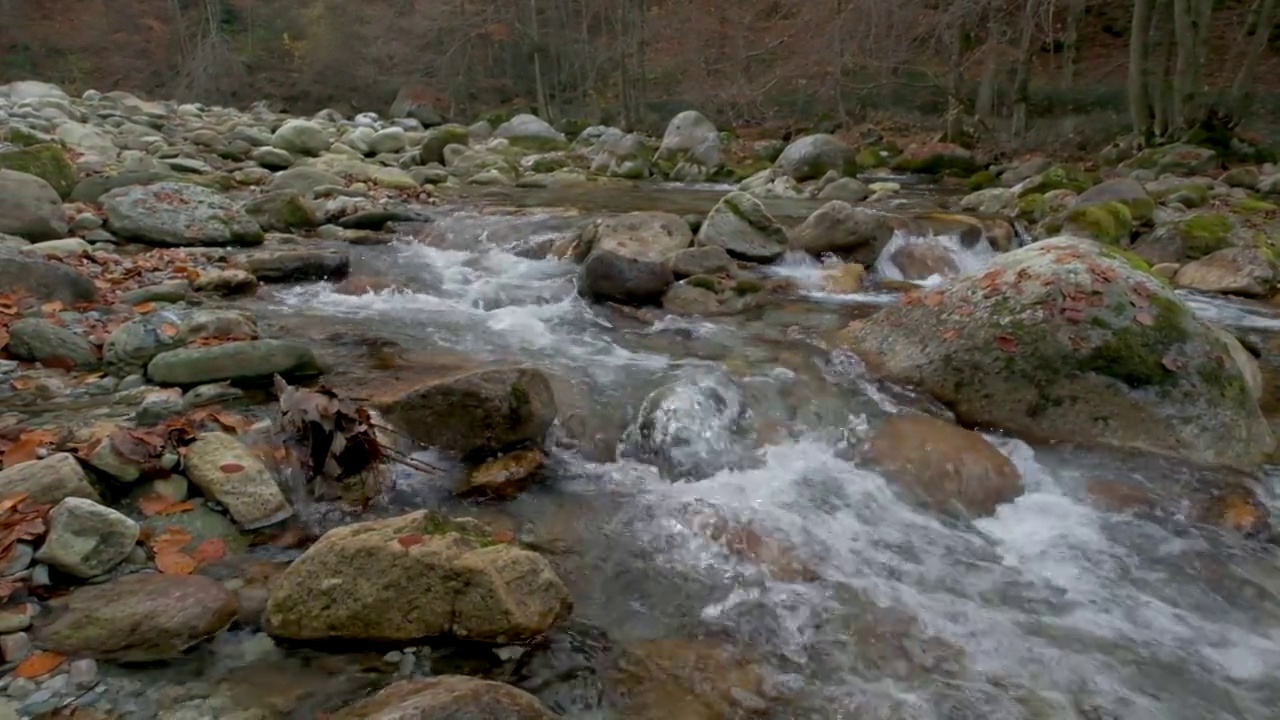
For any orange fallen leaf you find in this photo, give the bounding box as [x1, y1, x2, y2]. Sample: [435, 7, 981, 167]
[1, 430, 57, 469]
[0, 493, 31, 514]
[491, 529, 516, 544]
[133, 302, 156, 314]
[192, 537, 228, 564]
[149, 526, 193, 555]
[13, 651, 64, 679]
[39, 301, 64, 315]
[157, 500, 195, 515]
[155, 550, 197, 575]
[159, 323, 179, 338]
[218, 462, 245, 474]
[137, 493, 177, 517]
[396, 533, 425, 549]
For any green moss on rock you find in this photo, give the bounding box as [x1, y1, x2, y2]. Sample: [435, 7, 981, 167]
[967, 170, 999, 191]
[1016, 193, 1050, 223]
[1063, 202, 1133, 244]
[1232, 197, 1278, 214]
[855, 146, 885, 169]
[1077, 293, 1188, 388]
[1179, 213, 1235, 259]
[687, 275, 721, 291]
[0, 142, 77, 199]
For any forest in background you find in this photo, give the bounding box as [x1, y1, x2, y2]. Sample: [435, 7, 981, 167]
[1, 0, 1278, 157]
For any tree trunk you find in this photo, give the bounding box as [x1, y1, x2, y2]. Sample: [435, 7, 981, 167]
[1229, 0, 1278, 123]
[1062, 0, 1085, 88]
[1148, 0, 1175, 137]
[1129, 0, 1155, 135]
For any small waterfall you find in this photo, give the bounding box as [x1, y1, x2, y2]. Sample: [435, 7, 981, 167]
[874, 229, 1000, 285]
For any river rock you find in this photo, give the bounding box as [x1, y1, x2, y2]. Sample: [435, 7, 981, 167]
[0, 143, 76, 199]
[33, 498, 140, 578]
[146, 339, 321, 385]
[694, 192, 787, 263]
[102, 311, 187, 377]
[234, 249, 350, 282]
[863, 414, 1022, 517]
[494, 115, 566, 151]
[267, 166, 344, 194]
[191, 268, 259, 296]
[655, 110, 722, 181]
[0, 453, 100, 505]
[34, 573, 238, 662]
[270, 120, 330, 156]
[773, 134, 856, 182]
[419, 124, 470, 165]
[333, 676, 556, 720]
[884, 237, 960, 281]
[0, 170, 68, 241]
[1172, 246, 1277, 297]
[787, 200, 896, 265]
[0, 248, 98, 305]
[264, 511, 571, 643]
[5, 318, 100, 369]
[818, 176, 872, 203]
[576, 211, 693, 304]
[378, 367, 557, 461]
[458, 449, 546, 499]
[101, 182, 265, 247]
[667, 246, 735, 278]
[1072, 178, 1156, 222]
[242, 190, 321, 232]
[182, 432, 292, 529]
[840, 236, 1274, 470]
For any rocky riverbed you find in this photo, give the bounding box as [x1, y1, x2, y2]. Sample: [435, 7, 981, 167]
[1, 78, 1280, 719]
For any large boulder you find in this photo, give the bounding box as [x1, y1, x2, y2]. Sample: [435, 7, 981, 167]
[5, 317, 100, 369]
[146, 339, 321, 385]
[263, 511, 571, 643]
[34, 573, 238, 662]
[494, 115, 567, 151]
[376, 367, 557, 461]
[0, 143, 77, 199]
[270, 119, 331, 156]
[0, 248, 97, 304]
[1072, 178, 1156, 222]
[1172, 246, 1277, 297]
[787, 200, 896, 265]
[101, 182, 264, 247]
[655, 110, 723, 182]
[576, 211, 693, 304]
[840, 237, 1274, 470]
[333, 677, 555, 720]
[694, 191, 787, 263]
[0, 169, 68, 241]
[772, 134, 856, 182]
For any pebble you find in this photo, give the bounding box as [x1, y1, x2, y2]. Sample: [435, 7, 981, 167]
[381, 650, 402, 664]
[0, 633, 30, 663]
[5, 678, 34, 700]
[117, 374, 147, 392]
[39, 673, 68, 694]
[0, 604, 32, 633]
[0, 545, 34, 577]
[68, 658, 98, 688]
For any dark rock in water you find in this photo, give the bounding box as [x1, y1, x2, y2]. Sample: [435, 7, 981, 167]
[337, 209, 429, 230]
[510, 623, 615, 715]
[236, 249, 350, 283]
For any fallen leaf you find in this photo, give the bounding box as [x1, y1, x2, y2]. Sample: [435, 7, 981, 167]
[209, 412, 253, 433]
[0, 494, 30, 514]
[1134, 311, 1154, 326]
[158, 500, 195, 516]
[13, 651, 64, 679]
[491, 529, 515, 544]
[994, 334, 1019, 354]
[396, 533, 425, 549]
[922, 292, 945, 307]
[159, 323, 179, 338]
[1, 430, 55, 469]
[133, 302, 156, 314]
[137, 493, 177, 517]
[155, 551, 197, 575]
[192, 537, 227, 565]
[149, 526, 193, 555]
[219, 462, 246, 474]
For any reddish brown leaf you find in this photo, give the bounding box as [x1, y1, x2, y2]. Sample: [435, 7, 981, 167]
[491, 529, 516, 544]
[149, 526, 193, 555]
[159, 323, 179, 338]
[192, 537, 227, 565]
[994, 334, 1019, 354]
[137, 493, 176, 517]
[218, 462, 245, 474]
[1, 430, 55, 469]
[922, 292, 944, 307]
[1134, 311, 1154, 326]
[133, 302, 156, 314]
[155, 551, 197, 575]
[13, 651, 64, 678]
[396, 533, 425, 549]
[156, 500, 195, 516]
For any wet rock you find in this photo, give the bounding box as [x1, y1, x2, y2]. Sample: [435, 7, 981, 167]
[102, 311, 186, 377]
[0, 544, 34, 577]
[893, 142, 980, 175]
[101, 182, 265, 247]
[235, 249, 350, 282]
[575, 212, 694, 304]
[378, 367, 557, 461]
[69, 170, 177, 203]
[772, 134, 856, 181]
[655, 110, 722, 182]
[1172, 247, 1277, 297]
[242, 190, 321, 232]
[619, 367, 756, 481]
[667, 246, 734, 278]
[0, 248, 98, 305]
[333, 676, 556, 720]
[1, 632, 31, 663]
[609, 639, 767, 720]
[146, 339, 321, 385]
[34, 497, 140, 578]
[823, 263, 866, 294]
[119, 280, 190, 306]
[24, 237, 91, 257]
[863, 414, 1022, 517]
[419, 124, 471, 166]
[264, 511, 571, 643]
[183, 432, 292, 529]
[85, 432, 147, 482]
[840, 236, 1274, 470]
[0, 170, 68, 241]
[34, 573, 238, 662]
[192, 268, 259, 296]
[787, 200, 896, 265]
[5, 318, 100, 369]
[1072, 178, 1156, 222]
[958, 187, 1015, 215]
[458, 449, 546, 500]
[0, 604, 34, 633]
[884, 238, 961, 281]
[267, 166, 344, 194]
[1132, 212, 1240, 265]
[694, 191, 787, 263]
[660, 275, 772, 316]
[494, 114, 567, 151]
[817, 176, 871, 202]
[135, 386, 185, 425]
[0, 453, 101, 505]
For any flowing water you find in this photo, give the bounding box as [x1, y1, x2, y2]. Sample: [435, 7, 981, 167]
[231, 187, 1280, 719]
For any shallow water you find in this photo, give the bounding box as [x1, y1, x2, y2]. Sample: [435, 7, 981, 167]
[233, 190, 1280, 719]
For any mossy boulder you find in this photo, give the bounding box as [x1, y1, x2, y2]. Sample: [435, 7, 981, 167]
[695, 191, 788, 263]
[419, 124, 470, 166]
[1232, 197, 1278, 214]
[1072, 177, 1156, 223]
[855, 146, 887, 170]
[891, 142, 980, 176]
[839, 236, 1273, 470]
[1013, 165, 1097, 196]
[1118, 143, 1219, 176]
[773, 134, 857, 181]
[1045, 202, 1133, 244]
[967, 170, 999, 191]
[1172, 247, 1278, 297]
[1132, 212, 1239, 265]
[1016, 193, 1050, 223]
[0, 143, 77, 199]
